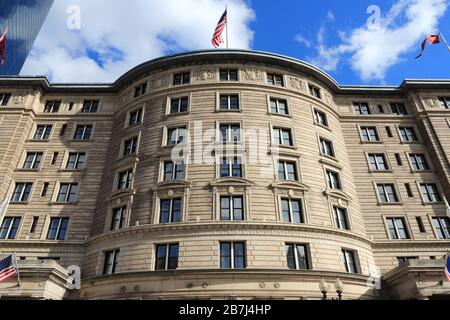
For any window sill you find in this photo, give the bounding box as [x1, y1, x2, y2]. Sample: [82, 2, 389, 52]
[314, 122, 331, 131]
[165, 111, 190, 117]
[70, 139, 93, 143]
[59, 168, 86, 173]
[26, 139, 49, 143]
[16, 168, 40, 172]
[267, 112, 293, 119]
[9, 201, 29, 205]
[360, 141, 383, 144]
[368, 169, 393, 173]
[214, 109, 243, 113]
[377, 202, 404, 206]
[125, 122, 142, 130]
[49, 202, 78, 206]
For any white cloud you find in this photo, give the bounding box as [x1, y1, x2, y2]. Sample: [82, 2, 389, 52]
[326, 10, 335, 21]
[21, 0, 255, 82]
[305, 0, 448, 82]
[294, 35, 311, 48]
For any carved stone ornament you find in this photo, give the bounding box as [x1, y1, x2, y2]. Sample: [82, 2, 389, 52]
[228, 186, 235, 194]
[242, 68, 264, 82]
[424, 98, 436, 108]
[288, 76, 306, 91]
[12, 92, 26, 104]
[193, 69, 216, 81]
[168, 189, 174, 197]
[149, 74, 169, 89]
[324, 92, 335, 105]
[288, 189, 295, 197]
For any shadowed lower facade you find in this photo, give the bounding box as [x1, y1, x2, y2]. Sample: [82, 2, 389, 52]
[0, 50, 449, 300]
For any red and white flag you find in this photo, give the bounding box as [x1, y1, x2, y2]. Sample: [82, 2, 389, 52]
[415, 34, 440, 59]
[0, 255, 17, 283]
[0, 27, 7, 65]
[212, 9, 227, 48]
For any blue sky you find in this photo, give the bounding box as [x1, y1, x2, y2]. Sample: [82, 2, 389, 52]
[21, 0, 450, 85]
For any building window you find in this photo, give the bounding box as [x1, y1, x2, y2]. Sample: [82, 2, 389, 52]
[57, 183, 78, 203]
[170, 97, 188, 114]
[111, 207, 127, 231]
[386, 126, 393, 137]
[220, 157, 242, 178]
[308, 84, 321, 99]
[23, 152, 43, 170]
[325, 170, 341, 190]
[386, 217, 410, 239]
[267, 73, 284, 86]
[160, 198, 181, 223]
[390, 103, 407, 115]
[12, 183, 33, 202]
[409, 154, 429, 171]
[368, 154, 388, 171]
[277, 160, 298, 181]
[220, 124, 241, 142]
[319, 138, 334, 157]
[33, 125, 52, 140]
[220, 242, 246, 269]
[74, 125, 93, 140]
[173, 72, 190, 86]
[155, 244, 179, 270]
[342, 249, 358, 273]
[46, 217, 69, 240]
[270, 98, 288, 115]
[123, 137, 138, 156]
[128, 108, 143, 126]
[60, 124, 67, 137]
[281, 198, 304, 223]
[118, 169, 133, 190]
[82, 100, 99, 113]
[66, 152, 86, 170]
[220, 196, 244, 221]
[103, 250, 120, 275]
[43, 101, 61, 113]
[164, 161, 185, 181]
[399, 127, 418, 142]
[438, 97, 450, 109]
[273, 127, 293, 146]
[41, 182, 49, 197]
[134, 83, 147, 98]
[0, 217, 21, 240]
[314, 109, 328, 127]
[432, 217, 450, 239]
[420, 184, 441, 203]
[377, 105, 384, 113]
[416, 217, 426, 233]
[397, 256, 418, 265]
[333, 207, 349, 230]
[220, 69, 238, 81]
[0, 93, 11, 106]
[360, 127, 379, 142]
[219, 94, 240, 110]
[405, 183, 414, 197]
[353, 102, 370, 115]
[30, 217, 39, 233]
[377, 184, 399, 203]
[167, 127, 187, 145]
[394, 153, 402, 166]
[286, 244, 309, 270]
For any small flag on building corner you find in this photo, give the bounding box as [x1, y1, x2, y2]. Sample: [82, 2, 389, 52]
[0, 27, 7, 65]
[212, 9, 227, 49]
[0, 254, 18, 284]
[445, 255, 450, 282]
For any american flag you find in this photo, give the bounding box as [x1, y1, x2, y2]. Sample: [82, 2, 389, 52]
[212, 9, 227, 48]
[0, 255, 17, 283]
[445, 255, 450, 282]
[0, 27, 7, 65]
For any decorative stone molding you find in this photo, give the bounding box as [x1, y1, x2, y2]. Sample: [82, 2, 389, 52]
[193, 68, 216, 82]
[423, 97, 437, 108]
[288, 76, 306, 91]
[149, 73, 170, 89]
[323, 92, 335, 106]
[241, 68, 264, 82]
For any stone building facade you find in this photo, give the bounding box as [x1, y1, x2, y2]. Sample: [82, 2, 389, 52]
[0, 50, 449, 300]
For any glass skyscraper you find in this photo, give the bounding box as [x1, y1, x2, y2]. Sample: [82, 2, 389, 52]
[0, 0, 53, 75]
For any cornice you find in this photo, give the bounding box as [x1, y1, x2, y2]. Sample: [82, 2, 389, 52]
[5, 50, 450, 95]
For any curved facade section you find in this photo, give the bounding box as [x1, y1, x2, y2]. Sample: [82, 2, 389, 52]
[0, 50, 449, 300]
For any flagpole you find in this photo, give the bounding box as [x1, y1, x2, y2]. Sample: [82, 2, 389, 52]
[13, 252, 21, 287]
[225, 5, 229, 49]
[439, 32, 450, 53]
